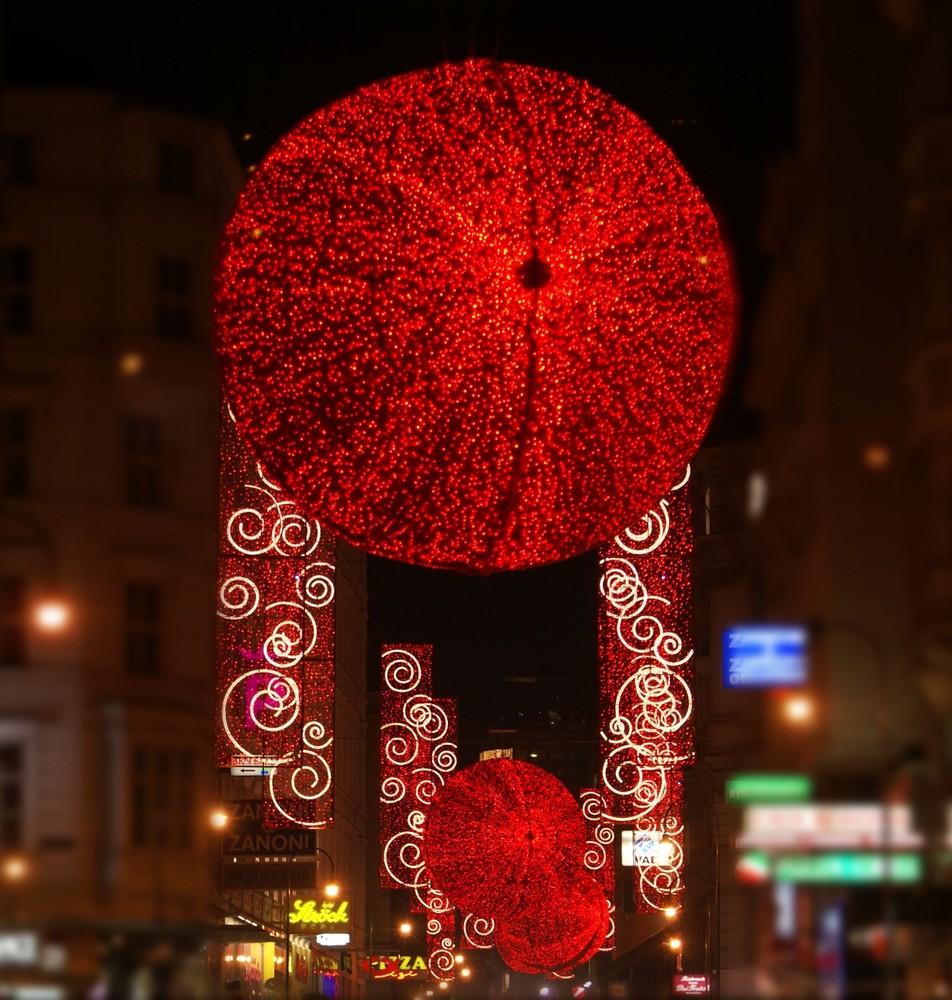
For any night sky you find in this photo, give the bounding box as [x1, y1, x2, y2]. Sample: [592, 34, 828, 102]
[2, 1, 796, 749]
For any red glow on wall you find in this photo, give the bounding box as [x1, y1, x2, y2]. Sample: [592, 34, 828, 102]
[214, 59, 734, 574]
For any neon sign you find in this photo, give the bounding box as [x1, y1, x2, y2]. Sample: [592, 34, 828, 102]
[288, 899, 349, 926]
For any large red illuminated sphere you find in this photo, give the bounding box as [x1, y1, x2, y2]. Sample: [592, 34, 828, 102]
[214, 59, 734, 573]
[422, 758, 586, 918]
[495, 872, 610, 975]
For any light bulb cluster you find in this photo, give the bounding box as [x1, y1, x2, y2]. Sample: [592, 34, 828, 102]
[423, 758, 608, 975]
[598, 469, 694, 910]
[214, 405, 336, 828]
[213, 59, 734, 574]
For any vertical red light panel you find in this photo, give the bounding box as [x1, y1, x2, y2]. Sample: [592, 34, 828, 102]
[581, 788, 616, 950]
[598, 468, 694, 911]
[215, 404, 336, 827]
[379, 645, 434, 890]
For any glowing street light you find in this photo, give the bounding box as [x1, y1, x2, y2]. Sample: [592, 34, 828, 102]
[210, 810, 228, 829]
[399, 921, 412, 936]
[33, 597, 70, 632]
[2, 855, 29, 882]
[782, 694, 814, 725]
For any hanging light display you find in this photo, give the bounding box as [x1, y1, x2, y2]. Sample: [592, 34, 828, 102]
[423, 758, 587, 920]
[598, 468, 694, 909]
[214, 404, 336, 827]
[581, 787, 616, 950]
[213, 59, 734, 574]
[494, 871, 609, 975]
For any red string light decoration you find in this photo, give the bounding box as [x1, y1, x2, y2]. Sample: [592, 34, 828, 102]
[597, 468, 694, 910]
[213, 59, 734, 575]
[581, 787, 616, 950]
[494, 871, 609, 975]
[423, 758, 587, 921]
[215, 404, 336, 827]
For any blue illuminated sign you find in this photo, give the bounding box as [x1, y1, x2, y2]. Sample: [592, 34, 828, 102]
[723, 625, 807, 688]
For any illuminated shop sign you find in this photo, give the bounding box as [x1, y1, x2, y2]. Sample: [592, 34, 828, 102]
[725, 774, 812, 805]
[620, 829, 669, 867]
[316, 933, 350, 947]
[367, 955, 429, 980]
[0, 932, 39, 966]
[737, 804, 923, 850]
[722, 625, 807, 688]
[673, 974, 710, 994]
[288, 900, 349, 928]
[737, 850, 923, 885]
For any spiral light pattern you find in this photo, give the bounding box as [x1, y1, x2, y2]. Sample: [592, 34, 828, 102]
[598, 469, 693, 910]
[581, 788, 616, 950]
[214, 405, 336, 828]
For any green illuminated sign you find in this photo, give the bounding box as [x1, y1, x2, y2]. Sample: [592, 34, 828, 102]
[725, 774, 813, 805]
[739, 851, 923, 885]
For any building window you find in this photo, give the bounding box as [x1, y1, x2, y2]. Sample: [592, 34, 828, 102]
[3, 408, 30, 497]
[3, 135, 35, 184]
[157, 141, 196, 196]
[0, 744, 23, 847]
[3, 245, 33, 334]
[0, 578, 26, 667]
[130, 745, 194, 848]
[124, 582, 161, 676]
[155, 256, 191, 340]
[124, 416, 162, 506]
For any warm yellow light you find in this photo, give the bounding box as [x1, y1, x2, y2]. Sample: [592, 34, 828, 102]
[119, 352, 144, 376]
[273, 956, 284, 964]
[2, 856, 29, 882]
[224, 955, 235, 963]
[783, 694, 814, 724]
[460, 967, 471, 978]
[439, 984, 449, 991]
[863, 443, 891, 471]
[34, 599, 69, 632]
[655, 837, 676, 866]
[667, 937, 682, 952]
[399, 921, 412, 936]
[210, 811, 228, 829]
[664, 905, 679, 918]
[325, 881, 340, 898]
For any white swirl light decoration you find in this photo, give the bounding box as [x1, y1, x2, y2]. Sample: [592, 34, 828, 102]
[403, 694, 449, 741]
[430, 741, 458, 774]
[382, 830, 428, 889]
[616, 498, 671, 555]
[218, 575, 261, 620]
[255, 461, 283, 492]
[383, 648, 424, 694]
[298, 562, 335, 608]
[411, 766, 446, 806]
[271, 501, 321, 557]
[266, 758, 333, 829]
[262, 602, 318, 668]
[600, 758, 668, 824]
[380, 775, 406, 805]
[221, 669, 300, 760]
[382, 722, 420, 767]
[634, 821, 685, 912]
[461, 914, 495, 950]
[427, 928, 455, 982]
[600, 557, 651, 620]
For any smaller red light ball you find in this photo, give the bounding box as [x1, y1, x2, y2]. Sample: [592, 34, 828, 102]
[423, 758, 587, 918]
[495, 871, 609, 975]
